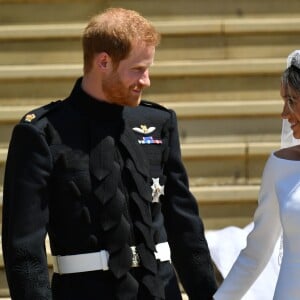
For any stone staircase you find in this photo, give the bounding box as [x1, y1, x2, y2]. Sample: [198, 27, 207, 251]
[1, 0, 300, 297]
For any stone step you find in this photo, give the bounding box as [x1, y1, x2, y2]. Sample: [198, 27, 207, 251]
[0, 58, 286, 104]
[1, 16, 300, 40]
[195, 184, 259, 229]
[1, 17, 300, 64]
[0, 99, 282, 121]
[178, 116, 281, 148]
[0, 101, 283, 145]
[0, 58, 285, 79]
[0, 123, 280, 184]
[0, 138, 276, 199]
[0, 181, 259, 230]
[1, 0, 300, 25]
[1, 137, 276, 176]
[183, 141, 278, 180]
[107, 0, 300, 18]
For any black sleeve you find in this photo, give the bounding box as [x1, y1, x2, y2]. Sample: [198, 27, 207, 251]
[162, 110, 217, 300]
[2, 123, 53, 299]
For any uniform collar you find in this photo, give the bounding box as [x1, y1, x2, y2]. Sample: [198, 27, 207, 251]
[68, 77, 124, 120]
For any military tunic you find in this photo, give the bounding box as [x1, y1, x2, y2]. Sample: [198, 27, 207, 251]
[2, 78, 217, 300]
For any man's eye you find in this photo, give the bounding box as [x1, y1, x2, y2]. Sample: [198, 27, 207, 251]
[134, 67, 147, 72]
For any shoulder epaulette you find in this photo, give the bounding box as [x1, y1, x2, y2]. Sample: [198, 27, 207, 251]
[21, 100, 62, 124]
[140, 100, 169, 111]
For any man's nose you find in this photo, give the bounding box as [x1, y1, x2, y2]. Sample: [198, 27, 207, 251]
[139, 70, 150, 87]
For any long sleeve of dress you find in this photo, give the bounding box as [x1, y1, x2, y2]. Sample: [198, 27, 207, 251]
[213, 153, 282, 300]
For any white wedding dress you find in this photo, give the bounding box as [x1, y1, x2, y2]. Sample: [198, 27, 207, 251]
[214, 152, 300, 300]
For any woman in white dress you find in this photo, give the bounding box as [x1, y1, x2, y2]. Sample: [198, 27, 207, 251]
[213, 50, 300, 300]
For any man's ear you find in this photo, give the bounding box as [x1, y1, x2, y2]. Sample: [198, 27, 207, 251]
[96, 52, 111, 70]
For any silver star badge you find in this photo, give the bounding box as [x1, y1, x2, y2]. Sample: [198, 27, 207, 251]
[151, 178, 164, 203]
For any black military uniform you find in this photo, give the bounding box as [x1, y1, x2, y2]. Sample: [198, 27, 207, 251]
[2, 78, 217, 300]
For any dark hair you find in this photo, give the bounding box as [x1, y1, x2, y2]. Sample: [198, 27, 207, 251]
[285, 65, 300, 94]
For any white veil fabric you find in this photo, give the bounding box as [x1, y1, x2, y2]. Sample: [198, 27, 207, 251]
[280, 119, 300, 148]
[206, 224, 280, 300]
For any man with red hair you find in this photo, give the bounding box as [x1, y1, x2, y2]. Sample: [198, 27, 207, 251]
[2, 8, 217, 300]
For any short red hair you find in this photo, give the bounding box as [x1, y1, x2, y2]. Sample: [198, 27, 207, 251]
[82, 7, 161, 73]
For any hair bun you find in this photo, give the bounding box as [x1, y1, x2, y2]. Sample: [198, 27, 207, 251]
[287, 50, 300, 68]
